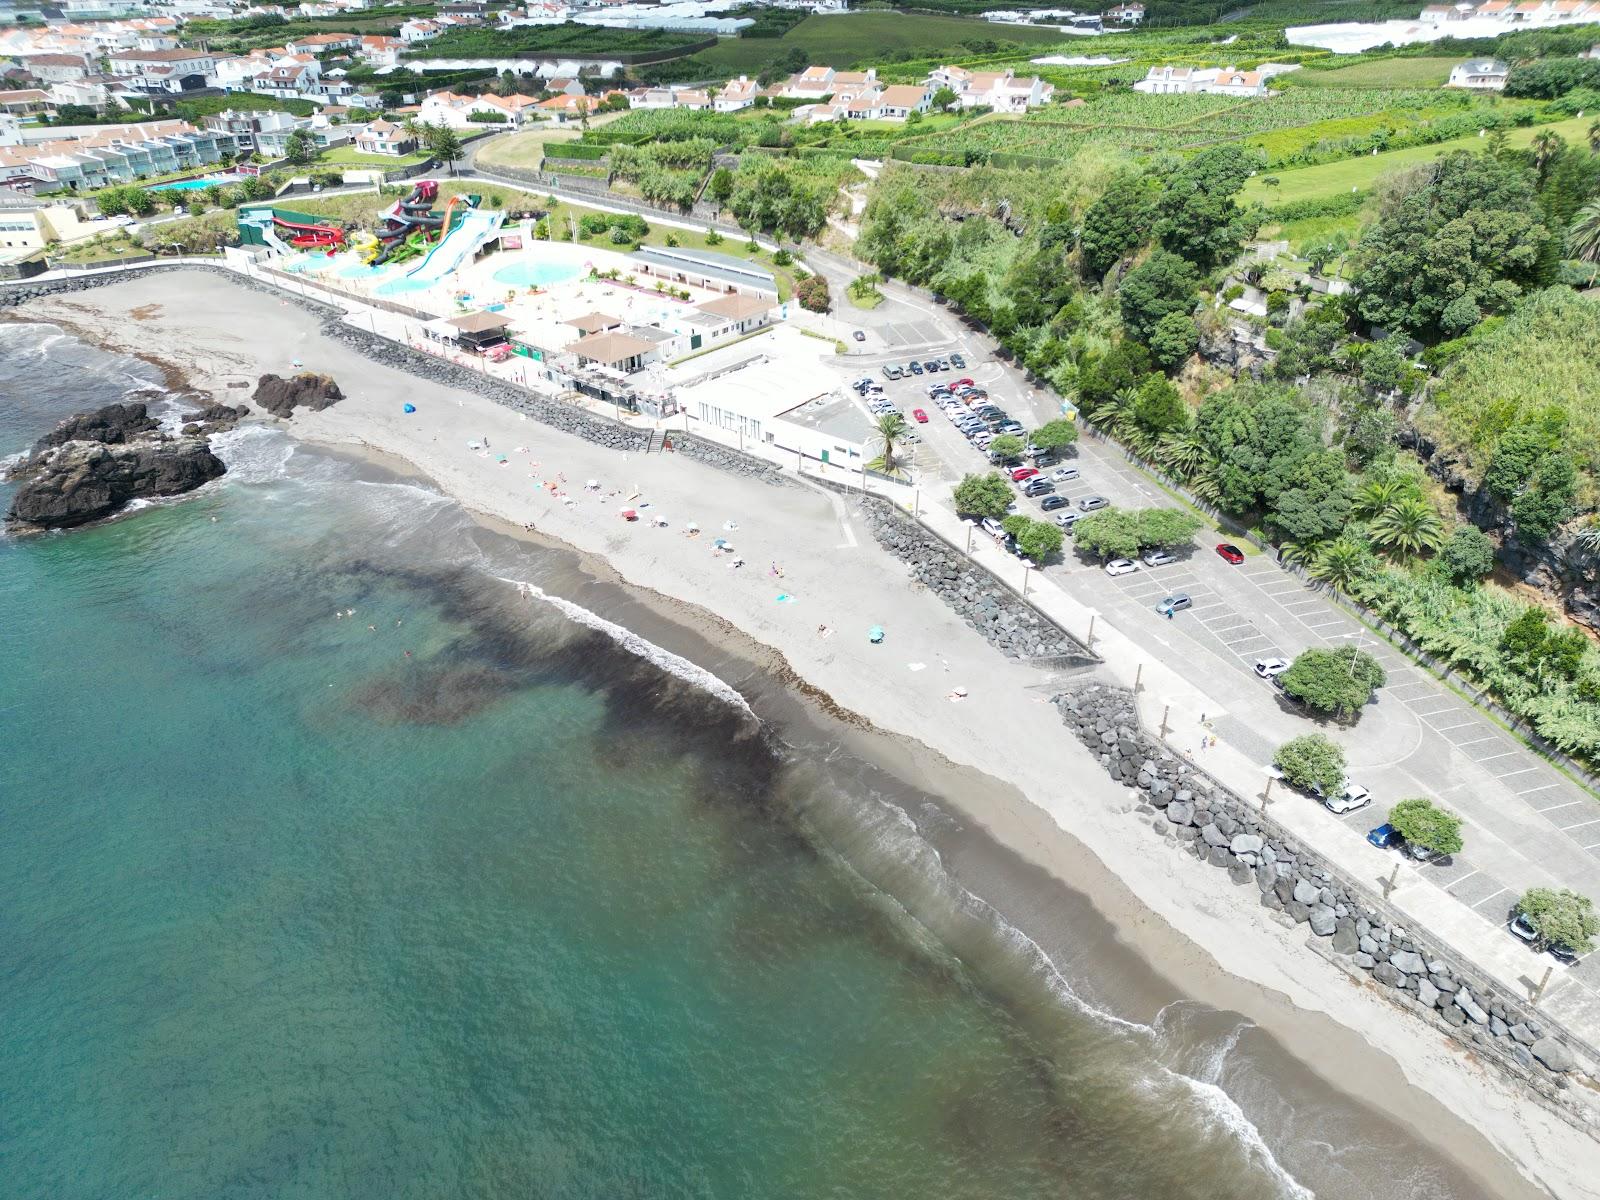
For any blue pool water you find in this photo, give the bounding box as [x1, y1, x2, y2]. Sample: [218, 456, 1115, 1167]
[153, 175, 243, 191]
[375, 275, 435, 296]
[491, 258, 587, 289]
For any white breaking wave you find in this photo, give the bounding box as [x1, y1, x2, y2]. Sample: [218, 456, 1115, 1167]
[1158, 1067, 1316, 1200]
[500, 576, 755, 718]
[210, 424, 296, 483]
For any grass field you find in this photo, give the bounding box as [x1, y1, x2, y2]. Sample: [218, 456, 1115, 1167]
[1243, 115, 1594, 207]
[475, 126, 582, 169]
[696, 11, 1067, 73]
[317, 146, 431, 168]
[1289, 56, 1458, 89]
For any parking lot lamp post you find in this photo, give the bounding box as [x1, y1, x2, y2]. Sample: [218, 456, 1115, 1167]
[1260, 777, 1274, 808]
[964, 525, 973, 555]
[1159, 704, 1170, 741]
[1134, 662, 1143, 693]
[1022, 564, 1030, 597]
[1086, 613, 1096, 646]
[1534, 965, 1554, 1002]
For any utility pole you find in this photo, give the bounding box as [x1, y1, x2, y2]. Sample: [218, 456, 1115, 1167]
[1158, 704, 1170, 741]
[1533, 965, 1554, 1002]
[1134, 662, 1143, 693]
[1086, 613, 1096, 646]
[1260, 777, 1274, 809]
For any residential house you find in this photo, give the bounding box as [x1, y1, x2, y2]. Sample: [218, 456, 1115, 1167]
[715, 74, 756, 111]
[106, 48, 218, 82]
[21, 53, 94, 83]
[211, 54, 270, 90]
[204, 106, 302, 152]
[535, 90, 624, 120]
[47, 75, 120, 111]
[357, 34, 404, 67]
[1511, 0, 1549, 16]
[0, 120, 237, 192]
[1133, 64, 1268, 96]
[1447, 57, 1510, 87]
[286, 32, 362, 54]
[781, 64, 837, 100]
[134, 32, 181, 50]
[353, 117, 417, 154]
[417, 88, 542, 128]
[928, 64, 1052, 110]
[543, 75, 585, 96]
[253, 61, 320, 98]
[0, 88, 50, 115]
[1105, 1, 1145, 20]
[399, 18, 443, 41]
[1207, 67, 1266, 96]
[876, 82, 930, 119]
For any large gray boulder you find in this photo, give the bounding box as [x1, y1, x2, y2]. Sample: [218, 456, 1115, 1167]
[1308, 906, 1337, 936]
[1389, 950, 1425, 976]
[1417, 978, 1440, 1008]
[1331, 918, 1360, 954]
[1455, 989, 1489, 1025]
[1292, 878, 1320, 906]
[1166, 801, 1194, 826]
[1230, 833, 1263, 857]
[1531, 1038, 1575, 1072]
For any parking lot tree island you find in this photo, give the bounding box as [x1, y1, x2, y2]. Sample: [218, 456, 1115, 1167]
[1001, 515, 1064, 564]
[953, 472, 1014, 520]
[1387, 797, 1466, 858]
[1515, 887, 1600, 955]
[1279, 645, 1387, 718]
[1274, 734, 1347, 797]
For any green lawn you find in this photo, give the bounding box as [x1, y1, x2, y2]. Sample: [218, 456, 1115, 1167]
[1288, 56, 1458, 89]
[317, 146, 431, 168]
[1244, 116, 1595, 208]
[696, 11, 1067, 73]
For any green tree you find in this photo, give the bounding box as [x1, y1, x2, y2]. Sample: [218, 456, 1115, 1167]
[1135, 508, 1203, 548]
[1072, 507, 1142, 560]
[1269, 449, 1354, 544]
[95, 186, 130, 217]
[795, 273, 830, 312]
[1353, 151, 1552, 339]
[1515, 887, 1600, 954]
[987, 433, 1025, 461]
[1310, 536, 1376, 592]
[709, 165, 734, 206]
[1388, 797, 1465, 857]
[423, 121, 463, 170]
[1501, 607, 1587, 684]
[1568, 199, 1600, 285]
[1148, 311, 1199, 371]
[1512, 450, 1578, 540]
[1439, 524, 1496, 584]
[1014, 517, 1064, 563]
[953, 472, 1013, 519]
[1118, 250, 1199, 344]
[1079, 169, 1160, 278]
[1369, 495, 1446, 558]
[1154, 144, 1261, 270]
[283, 127, 317, 166]
[1274, 733, 1346, 795]
[1030, 419, 1078, 453]
[1279, 645, 1387, 717]
[930, 85, 958, 111]
[118, 186, 156, 217]
[870, 412, 907, 475]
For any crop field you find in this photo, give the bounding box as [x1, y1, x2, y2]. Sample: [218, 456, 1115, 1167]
[1289, 56, 1459, 88]
[695, 11, 1067, 73]
[1242, 114, 1595, 206]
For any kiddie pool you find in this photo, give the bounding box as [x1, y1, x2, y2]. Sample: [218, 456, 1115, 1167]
[491, 247, 591, 290]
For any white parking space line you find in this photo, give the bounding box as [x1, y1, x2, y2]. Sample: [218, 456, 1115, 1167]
[1540, 801, 1591, 820]
[1559, 818, 1600, 834]
[1470, 750, 1520, 764]
[1494, 767, 1544, 781]
[1299, 618, 1349, 630]
[1424, 719, 1480, 734]
[1453, 735, 1500, 749]
[1408, 705, 1460, 719]
[1516, 782, 1563, 796]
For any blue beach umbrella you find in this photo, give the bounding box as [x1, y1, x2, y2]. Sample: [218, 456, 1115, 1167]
[402, 403, 416, 414]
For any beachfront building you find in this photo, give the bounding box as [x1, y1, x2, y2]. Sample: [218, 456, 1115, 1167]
[630, 245, 778, 297]
[0, 187, 99, 257]
[0, 120, 237, 192]
[565, 328, 661, 374]
[670, 344, 843, 458]
[1447, 57, 1511, 87]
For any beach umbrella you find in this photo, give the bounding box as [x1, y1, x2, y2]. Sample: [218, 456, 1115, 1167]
[402, 403, 416, 414]
[868, 625, 885, 644]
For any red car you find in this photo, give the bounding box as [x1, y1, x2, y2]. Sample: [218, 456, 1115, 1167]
[1011, 467, 1040, 482]
[911, 408, 929, 423]
[955, 377, 975, 388]
[1216, 543, 1245, 564]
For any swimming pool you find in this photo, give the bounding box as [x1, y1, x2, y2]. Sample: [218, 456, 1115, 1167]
[152, 175, 243, 191]
[491, 255, 588, 289]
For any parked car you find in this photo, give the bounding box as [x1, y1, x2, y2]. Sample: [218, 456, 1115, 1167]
[1216, 543, 1245, 565]
[911, 408, 929, 423]
[1254, 656, 1291, 679]
[1023, 479, 1055, 497]
[1509, 912, 1580, 963]
[883, 366, 903, 380]
[1051, 467, 1080, 483]
[954, 377, 974, 388]
[853, 330, 866, 342]
[1365, 823, 1434, 860]
[950, 352, 967, 368]
[909, 361, 924, 375]
[1322, 784, 1372, 814]
[1040, 495, 1070, 512]
[1010, 466, 1040, 482]
[1157, 593, 1192, 612]
[996, 421, 1026, 436]
[980, 517, 1007, 540]
[1055, 511, 1084, 529]
[1105, 559, 1139, 576]
[1142, 549, 1177, 567]
[923, 360, 941, 372]
[1079, 495, 1110, 511]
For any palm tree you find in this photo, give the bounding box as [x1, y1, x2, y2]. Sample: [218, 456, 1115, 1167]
[871, 412, 908, 476]
[1370, 496, 1445, 558]
[1588, 119, 1600, 155]
[1568, 201, 1600, 286]
[1156, 429, 1208, 479]
[1311, 537, 1373, 593]
[1354, 476, 1409, 519]
[1532, 130, 1566, 186]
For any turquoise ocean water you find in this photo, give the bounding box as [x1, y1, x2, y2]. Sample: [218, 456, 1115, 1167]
[0, 321, 1500, 1199]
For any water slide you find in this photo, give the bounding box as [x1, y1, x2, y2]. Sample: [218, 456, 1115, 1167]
[403, 206, 504, 284]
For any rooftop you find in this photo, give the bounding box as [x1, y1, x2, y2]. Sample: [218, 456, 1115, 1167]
[567, 329, 658, 364]
[631, 245, 776, 288]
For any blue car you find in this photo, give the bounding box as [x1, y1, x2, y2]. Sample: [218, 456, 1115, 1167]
[1366, 823, 1401, 849]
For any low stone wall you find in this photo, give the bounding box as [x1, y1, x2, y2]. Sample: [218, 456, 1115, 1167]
[1056, 680, 1597, 1112]
[810, 484, 1095, 665]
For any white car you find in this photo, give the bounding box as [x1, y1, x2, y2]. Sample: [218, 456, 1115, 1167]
[1104, 559, 1139, 576]
[1322, 784, 1372, 815]
[1055, 511, 1083, 529]
[1051, 467, 1080, 482]
[1254, 656, 1291, 679]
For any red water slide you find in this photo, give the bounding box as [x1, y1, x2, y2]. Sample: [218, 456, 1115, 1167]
[275, 215, 345, 249]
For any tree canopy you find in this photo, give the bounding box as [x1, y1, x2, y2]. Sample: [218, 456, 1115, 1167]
[1275, 734, 1346, 796]
[953, 472, 1013, 519]
[1154, 145, 1261, 270]
[1388, 797, 1464, 857]
[1353, 151, 1553, 340]
[1279, 646, 1387, 717]
[1516, 887, 1599, 954]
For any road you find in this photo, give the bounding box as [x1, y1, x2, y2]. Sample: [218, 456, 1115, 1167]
[798, 248, 1600, 1038]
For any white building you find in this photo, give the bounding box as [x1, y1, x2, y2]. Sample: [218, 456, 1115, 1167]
[1447, 57, 1510, 87]
[1134, 64, 1268, 96]
[715, 75, 757, 111]
[929, 65, 1054, 111]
